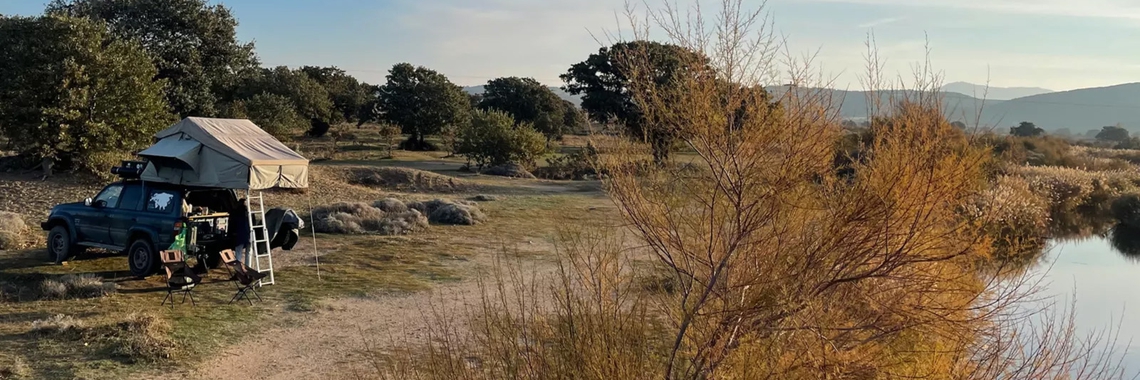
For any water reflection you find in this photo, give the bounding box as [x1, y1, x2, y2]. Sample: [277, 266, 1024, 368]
[1109, 224, 1140, 261]
[1028, 212, 1140, 376]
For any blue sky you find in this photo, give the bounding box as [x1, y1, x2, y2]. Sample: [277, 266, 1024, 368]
[4, 0, 1139, 91]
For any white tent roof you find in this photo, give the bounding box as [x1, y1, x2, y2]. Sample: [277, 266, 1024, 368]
[140, 117, 309, 190]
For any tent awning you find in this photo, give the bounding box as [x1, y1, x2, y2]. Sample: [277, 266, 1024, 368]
[140, 117, 309, 190]
[138, 136, 201, 171]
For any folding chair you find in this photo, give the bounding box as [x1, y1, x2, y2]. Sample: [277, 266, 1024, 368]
[160, 250, 201, 309]
[219, 249, 265, 305]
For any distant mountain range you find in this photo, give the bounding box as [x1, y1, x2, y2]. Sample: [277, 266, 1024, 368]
[467, 82, 1140, 134]
[940, 82, 1053, 100]
[463, 85, 582, 105]
[768, 82, 1140, 134]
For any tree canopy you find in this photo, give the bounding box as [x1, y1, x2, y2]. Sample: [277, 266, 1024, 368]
[300, 66, 370, 124]
[376, 63, 471, 150]
[47, 0, 258, 118]
[1097, 125, 1130, 142]
[479, 77, 566, 140]
[0, 15, 173, 171]
[1010, 121, 1044, 137]
[561, 41, 709, 162]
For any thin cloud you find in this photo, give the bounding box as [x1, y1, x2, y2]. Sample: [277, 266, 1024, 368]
[857, 16, 903, 28]
[805, 0, 1140, 21]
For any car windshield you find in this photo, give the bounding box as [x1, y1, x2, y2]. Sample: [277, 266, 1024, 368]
[94, 184, 124, 207]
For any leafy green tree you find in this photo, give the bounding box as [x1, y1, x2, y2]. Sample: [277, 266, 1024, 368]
[0, 15, 173, 173]
[1097, 125, 1130, 142]
[479, 77, 566, 141]
[242, 93, 307, 139]
[1009, 121, 1044, 137]
[47, 0, 258, 118]
[237, 67, 334, 121]
[561, 100, 588, 134]
[300, 66, 369, 124]
[457, 110, 547, 169]
[562, 41, 708, 162]
[377, 63, 471, 150]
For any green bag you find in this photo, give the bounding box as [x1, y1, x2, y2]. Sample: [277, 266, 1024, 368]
[168, 225, 188, 252]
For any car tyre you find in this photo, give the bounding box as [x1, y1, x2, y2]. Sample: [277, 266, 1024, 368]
[127, 238, 160, 278]
[47, 226, 76, 264]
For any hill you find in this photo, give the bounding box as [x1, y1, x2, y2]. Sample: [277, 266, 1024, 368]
[977, 83, 1140, 133]
[768, 83, 1140, 133]
[941, 82, 1053, 100]
[463, 85, 582, 105]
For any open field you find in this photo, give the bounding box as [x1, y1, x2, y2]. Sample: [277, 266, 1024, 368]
[0, 142, 620, 379]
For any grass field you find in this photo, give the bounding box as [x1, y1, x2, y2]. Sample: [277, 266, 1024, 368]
[0, 138, 618, 379]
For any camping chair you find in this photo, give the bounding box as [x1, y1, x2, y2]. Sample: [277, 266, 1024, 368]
[219, 249, 266, 305]
[160, 250, 201, 309]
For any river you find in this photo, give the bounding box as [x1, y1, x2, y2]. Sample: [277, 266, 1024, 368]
[1034, 229, 1140, 378]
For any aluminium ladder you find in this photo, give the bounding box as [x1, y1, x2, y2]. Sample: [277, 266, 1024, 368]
[245, 191, 275, 286]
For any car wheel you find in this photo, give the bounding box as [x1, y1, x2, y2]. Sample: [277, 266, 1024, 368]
[204, 251, 223, 269]
[47, 226, 73, 264]
[127, 238, 159, 277]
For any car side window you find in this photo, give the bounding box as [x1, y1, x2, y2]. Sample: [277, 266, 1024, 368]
[94, 184, 124, 208]
[118, 183, 143, 211]
[146, 189, 179, 213]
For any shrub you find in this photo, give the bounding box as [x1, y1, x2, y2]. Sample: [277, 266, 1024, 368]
[348, 167, 471, 193]
[39, 280, 67, 300]
[534, 148, 597, 180]
[0, 211, 26, 233]
[30, 314, 83, 336]
[469, 194, 499, 202]
[482, 162, 536, 179]
[0, 231, 21, 251]
[963, 176, 1051, 258]
[312, 202, 428, 235]
[456, 109, 548, 169]
[1112, 194, 1140, 228]
[373, 198, 409, 213]
[38, 275, 115, 299]
[102, 313, 176, 363]
[407, 199, 486, 225]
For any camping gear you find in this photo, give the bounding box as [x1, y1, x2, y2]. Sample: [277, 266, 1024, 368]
[220, 249, 265, 305]
[160, 250, 201, 309]
[136, 117, 316, 287]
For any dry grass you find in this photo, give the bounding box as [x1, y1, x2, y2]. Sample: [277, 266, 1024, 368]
[348, 166, 474, 193]
[0, 211, 27, 250]
[312, 202, 430, 235]
[38, 275, 115, 300]
[30, 314, 85, 335]
[98, 313, 177, 363]
[406, 199, 487, 226]
[0, 354, 31, 379]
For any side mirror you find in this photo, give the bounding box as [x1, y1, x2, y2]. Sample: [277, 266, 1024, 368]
[84, 198, 93, 207]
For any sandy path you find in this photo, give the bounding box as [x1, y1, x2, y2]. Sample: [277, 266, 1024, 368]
[172, 245, 559, 380]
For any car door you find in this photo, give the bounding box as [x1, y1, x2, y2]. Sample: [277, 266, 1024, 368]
[107, 182, 144, 248]
[76, 183, 123, 245]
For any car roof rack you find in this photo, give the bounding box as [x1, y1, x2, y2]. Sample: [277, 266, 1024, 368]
[111, 160, 146, 180]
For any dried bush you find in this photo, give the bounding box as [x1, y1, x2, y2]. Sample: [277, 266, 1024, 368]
[98, 313, 176, 363]
[38, 275, 115, 300]
[406, 199, 486, 225]
[964, 175, 1051, 258]
[0, 231, 21, 251]
[374, 198, 409, 213]
[313, 202, 428, 235]
[38, 279, 67, 300]
[0, 211, 25, 233]
[30, 314, 83, 336]
[348, 167, 471, 193]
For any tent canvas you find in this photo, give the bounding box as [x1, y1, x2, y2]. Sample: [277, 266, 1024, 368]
[140, 117, 309, 190]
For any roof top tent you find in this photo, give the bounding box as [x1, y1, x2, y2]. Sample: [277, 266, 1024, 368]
[138, 117, 312, 286]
